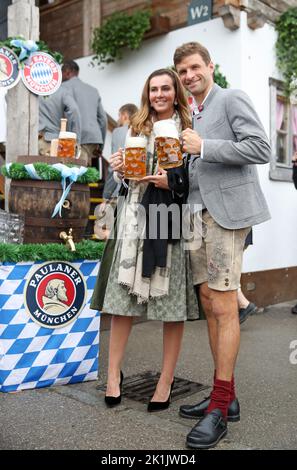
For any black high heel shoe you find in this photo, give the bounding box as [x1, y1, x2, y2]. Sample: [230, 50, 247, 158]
[147, 379, 175, 412]
[104, 371, 124, 407]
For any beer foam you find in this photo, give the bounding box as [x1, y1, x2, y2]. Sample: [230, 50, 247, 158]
[125, 136, 147, 148]
[153, 119, 179, 139]
[59, 131, 77, 139]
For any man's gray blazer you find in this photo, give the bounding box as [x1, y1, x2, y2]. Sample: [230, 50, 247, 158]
[189, 84, 271, 229]
[39, 86, 81, 142]
[103, 125, 128, 199]
[62, 77, 107, 145]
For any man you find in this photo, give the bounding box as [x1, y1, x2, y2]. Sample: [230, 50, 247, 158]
[173, 42, 271, 449]
[39, 86, 81, 156]
[62, 60, 107, 167]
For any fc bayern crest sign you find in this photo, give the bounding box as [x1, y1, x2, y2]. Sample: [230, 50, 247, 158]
[25, 262, 87, 329]
[21, 51, 62, 96]
[0, 46, 21, 89]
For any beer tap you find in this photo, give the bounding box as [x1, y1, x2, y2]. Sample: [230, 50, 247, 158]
[59, 228, 76, 252]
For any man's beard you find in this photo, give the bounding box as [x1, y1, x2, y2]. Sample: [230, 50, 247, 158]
[58, 292, 68, 302]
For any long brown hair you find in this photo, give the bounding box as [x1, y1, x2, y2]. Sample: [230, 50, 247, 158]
[131, 68, 191, 136]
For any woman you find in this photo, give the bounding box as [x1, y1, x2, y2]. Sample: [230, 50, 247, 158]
[91, 68, 198, 411]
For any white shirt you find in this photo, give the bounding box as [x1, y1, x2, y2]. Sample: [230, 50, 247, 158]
[0, 88, 7, 143]
[192, 86, 213, 159]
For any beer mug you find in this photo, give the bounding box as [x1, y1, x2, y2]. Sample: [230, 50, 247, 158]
[57, 131, 81, 159]
[124, 136, 147, 180]
[50, 138, 59, 157]
[154, 119, 183, 169]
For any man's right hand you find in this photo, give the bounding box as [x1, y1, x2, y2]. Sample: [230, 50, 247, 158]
[110, 149, 125, 176]
[181, 128, 202, 155]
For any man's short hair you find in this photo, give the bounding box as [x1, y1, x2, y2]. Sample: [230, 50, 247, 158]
[119, 103, 138, 120]
[62, 60, 79, 74]
[173, 42, 211, 67]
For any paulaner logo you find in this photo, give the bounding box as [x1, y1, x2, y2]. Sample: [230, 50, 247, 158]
[0, 46, 21, 89]
[25, 262, 87, 328]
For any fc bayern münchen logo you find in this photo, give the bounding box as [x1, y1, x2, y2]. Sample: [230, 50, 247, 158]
[25, 262, 87, 329]
[21, 51, 62, 96]
[0, 46, 21, 89]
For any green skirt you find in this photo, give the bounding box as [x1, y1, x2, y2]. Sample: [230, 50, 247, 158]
[90, 195, 201, 321]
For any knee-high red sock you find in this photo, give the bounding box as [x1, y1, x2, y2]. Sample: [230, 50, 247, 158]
[230, 375, 236, 402]
[206, 378, 231, 419]
[214, 370, 236, 403]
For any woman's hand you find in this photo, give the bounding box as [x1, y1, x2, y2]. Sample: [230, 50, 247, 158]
[140, 168, 169, 190]
[292, 151, 297, 166]
[110, 149, 125, 176]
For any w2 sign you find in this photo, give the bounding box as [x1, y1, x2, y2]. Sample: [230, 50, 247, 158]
[188, 0, 212, 25]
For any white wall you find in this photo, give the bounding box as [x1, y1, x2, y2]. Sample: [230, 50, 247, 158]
[77, 13, 297, 273]
[78, 17, 242, 118]
[238, 13, 297, 272]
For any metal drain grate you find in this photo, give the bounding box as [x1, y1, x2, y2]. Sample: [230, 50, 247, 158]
[97, 371, 209, 404]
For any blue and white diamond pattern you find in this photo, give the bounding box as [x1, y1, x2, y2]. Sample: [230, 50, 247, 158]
[31, 62, 53, 85]
[0, 260, 100, 393]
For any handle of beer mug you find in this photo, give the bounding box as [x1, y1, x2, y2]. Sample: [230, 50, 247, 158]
[118, 148, 129, 188]
[117, 148, 126, 175]
[75, 143, 81, 159]
[110, 148, 125, 175]
[121, 148, 127, 172]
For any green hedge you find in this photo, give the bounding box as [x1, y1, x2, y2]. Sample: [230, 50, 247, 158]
[0, 240, 105, 263]
[1, 163, 100, 183]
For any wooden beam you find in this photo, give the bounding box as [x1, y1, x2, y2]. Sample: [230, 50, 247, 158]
[218, 4, 241, 30]
[155, 5, 187, 29]
[40, 0, 81, 13]
[144, 15, 170, 40]
[83, 0, 101, 57]
[215, 0, 241, 7]
[6, 0, 39, 208]
[40, 0, 84, 60]
[240, 0, 280, 23]
[102, 0, 150, 18]
[247, 10, 266, 29]
[260, 0, 297, 12]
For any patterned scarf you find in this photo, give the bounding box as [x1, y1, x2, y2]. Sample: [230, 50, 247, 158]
[117, 113, 182, 304]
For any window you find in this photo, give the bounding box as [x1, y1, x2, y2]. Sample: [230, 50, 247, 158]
[269, 78, 297, 182]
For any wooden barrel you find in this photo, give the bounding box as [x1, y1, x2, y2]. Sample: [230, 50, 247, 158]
[16, 154, 88, 167]
[9, 180, 90, 244]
